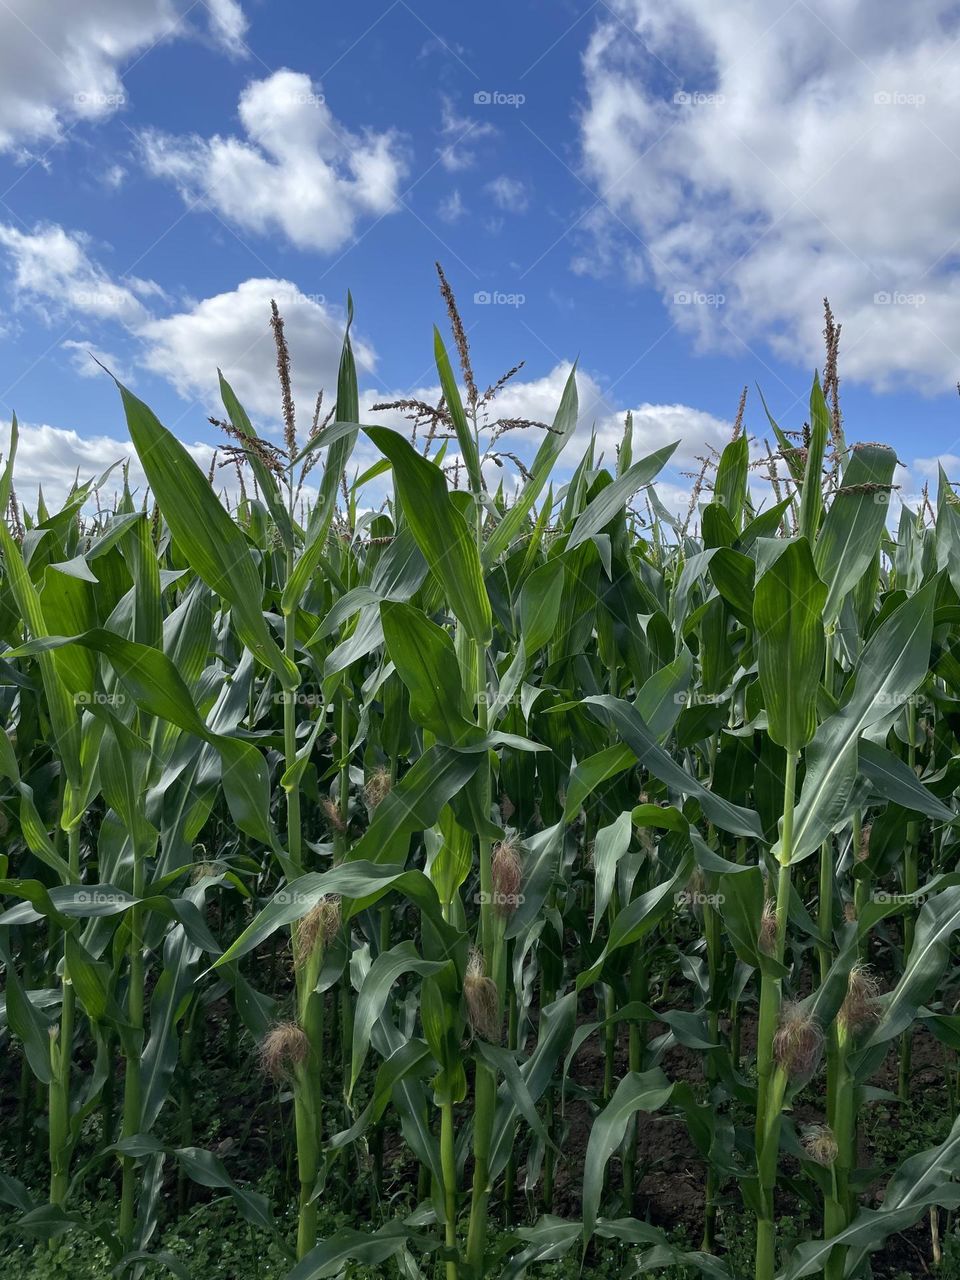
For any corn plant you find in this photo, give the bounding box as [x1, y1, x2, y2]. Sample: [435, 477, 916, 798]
[2, 280, 960, 1280]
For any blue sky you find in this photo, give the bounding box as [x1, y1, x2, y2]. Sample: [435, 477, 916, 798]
[1, 0, 958, 509]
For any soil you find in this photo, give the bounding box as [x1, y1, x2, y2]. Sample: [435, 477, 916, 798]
[541, 1004, 951, 1277]
[1, 967, 953, 1279]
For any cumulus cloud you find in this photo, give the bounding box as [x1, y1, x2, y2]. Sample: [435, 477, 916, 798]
[0, 223, 151, 323]
[4, 422, 136, 504]
[0, 0, 248, 153]
[1, 419, 235, 510]
[141, 69, 407, 252]
[139, 277, 377, 421]
[367, 361, 733, 488]
[0, 222, 377, 426]
[0, 221, 741, 521]
[579, 0, 960, 391]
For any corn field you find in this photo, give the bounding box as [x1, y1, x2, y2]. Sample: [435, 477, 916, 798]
[2, 277, 960, 1280]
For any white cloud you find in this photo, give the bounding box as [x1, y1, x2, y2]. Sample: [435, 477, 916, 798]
[900, 454, 953, 515]
[368, 361, 732, 477]
[437, 189, 466, 223]
[0, 221, 735, 516]
[486, 176, 530, 214]
[0, 224, 379, 430]
[602, 402, 733, 467]
[3, 422, 142, 505]
[61, 338, 133, 384]
[1, 419, 231, 510]
[204, 0, 249, 56]
[0, 1, 248, 154]
[437, 95, 496, 172]
[0, 223, 150, 323]
[579, 0, 960, 391]
[142, 69, 407, 252]
[2, 354, 742, 527]
[139, 277, 378, 422]
[103, 163, 127, 190]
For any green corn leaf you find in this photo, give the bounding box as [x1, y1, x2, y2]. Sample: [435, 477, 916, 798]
[114, 380, 298, 688]
[753, 537, 826, 752]
[590, 811, 632, 937]
[635, 648, 694, 740]
[288, 1223, 428, 1280]
[484, 365, 578, 566]
[0, 517, 81, 786]
[173, 1146, 275, 1233]
[211, 864, 452, 969]
[330, 1040, 435, 1149]
[0, 942, 53, 1083]
[713, 433, 749, 528]
[858, 739, 956, 821]
[433, 327, 482, 495]
[566, 442, 679, 551]
[3, 629, 277, 849]
[350, 941, 447, 1096]
[797, 373, 830, 543]
[583, 696, 763, 838]
[379, 602, 474, 745]
[518, 558, 565, 655]
[736, 496, 792, 549]
[779, 1184, 960, 1280]
[219, 371, 293, 550]
[563, 744, 635, 823]
[582, 1070, 675, 1245]
[788, 575, 938, 863]
[501, 1218, 580, 1278]
[709, 547, 756, 626]
[282, 304, 359, 613]
[814, 442, 898, 623]
[576, 850, 693, 989]
[363, 427, 492, 644]
[348, 745, 485, 865]
[851, 885, 960, 1073]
